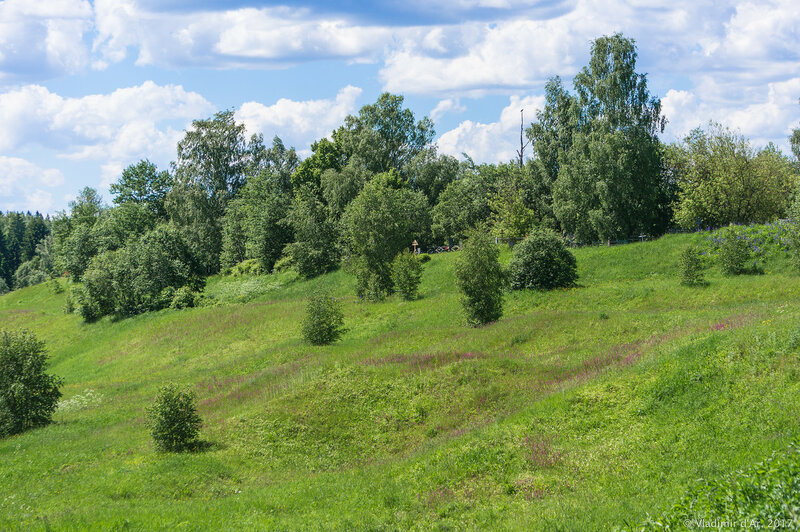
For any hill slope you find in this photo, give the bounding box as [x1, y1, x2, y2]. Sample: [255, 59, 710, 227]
[1, 233, 799, 530]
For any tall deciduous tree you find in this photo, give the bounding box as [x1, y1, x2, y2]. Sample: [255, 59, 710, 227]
[285, 186, 340, 278]
[168, 111, 269, 274]
[403, 147, 460, 205]
[431, 166, 495, 245]
[335, 93, 435, 175]
[533, 34, 671, 242]
[320, 156, 371, 220]
[110, 160, 173, 220]
[220, 170, 293, 273]
[342, 171, 430, 299]
[526, 77, 578, 229]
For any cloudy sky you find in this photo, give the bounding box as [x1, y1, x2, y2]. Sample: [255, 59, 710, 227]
[1, 0, 799, 213]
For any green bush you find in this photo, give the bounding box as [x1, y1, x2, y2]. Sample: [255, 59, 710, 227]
[145, 383, 202, 452]
[272, 254, 294, 273]
[170, 286, 196, 309]
[63, 289, 75, 314]
[48, 279, 64, 294]
[72, 285, 102, 322]
[508, 229, 577, 290]
[0, 278, 8, 295]
[301, 290, 345, 345]
[351, 259, 392, 301]
[0, 330, 62, 437]
[717, 227, 758, 275]
[454, 227, 505, 326]
[391, 251, 423, 300]
[679, 245, 706, 286]
[229, 259, 264, 276]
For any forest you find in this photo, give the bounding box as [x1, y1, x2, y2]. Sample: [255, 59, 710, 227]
[2, 34, 799, 319]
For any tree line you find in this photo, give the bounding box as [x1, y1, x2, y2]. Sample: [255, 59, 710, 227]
[3, 33, 799, 319]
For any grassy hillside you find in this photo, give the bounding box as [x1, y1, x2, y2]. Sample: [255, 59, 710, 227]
[1, 233, 799, 530]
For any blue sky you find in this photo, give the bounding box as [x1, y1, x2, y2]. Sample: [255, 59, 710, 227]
[1, 0, 799, 213]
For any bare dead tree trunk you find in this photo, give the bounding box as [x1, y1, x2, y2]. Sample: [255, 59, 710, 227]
[515, 109, 531, 167]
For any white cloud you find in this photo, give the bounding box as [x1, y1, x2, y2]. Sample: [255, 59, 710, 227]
[437, 94, 544, 162]
[0, 156, 64, 212]
[380, 18, 588, 95]
[0, 82, 213, 199]
[431, 98, 466, 121]
[661, 77, 800, 149]
[0, 0, 92, 82]
[0, 81, 212, 161]
[92, 1, 395, 69]
[235, 86, 362, 151]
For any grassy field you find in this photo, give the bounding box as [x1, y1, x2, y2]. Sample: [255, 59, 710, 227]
[1, 232, 799, 530]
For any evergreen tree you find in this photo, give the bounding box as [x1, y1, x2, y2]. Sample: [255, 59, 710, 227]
[22, 213, 49, 263]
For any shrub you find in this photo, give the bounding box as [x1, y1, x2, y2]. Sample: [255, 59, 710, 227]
[170, 286, 196, 309]
[48, 279, 64, 294]
[145, 383, 202, 452]
[63, 289, 75, 314]
[301, 290, 345, 345]
[391, 251, 423, 300]
[352, 260, 393, 301]
[508, 229, 577, 290]
[230, 259, 264, 277]
[679, 245, 706, 286]
[272, 254, 294, 273]
[72, 285, 102, 322]
[717, 227, 757, 275]
[0, 330, 62, 437]
[454, 226, 505, 326]
[0, 278, 8, 295]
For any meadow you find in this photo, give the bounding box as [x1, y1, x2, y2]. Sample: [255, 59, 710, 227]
[1, 232, 799, 530]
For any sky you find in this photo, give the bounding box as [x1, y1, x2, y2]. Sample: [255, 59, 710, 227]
[1, 0, 799, 214]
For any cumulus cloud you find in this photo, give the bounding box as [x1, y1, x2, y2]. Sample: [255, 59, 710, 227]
[91, 1, 395, 69]
[661, 77, 800, 149]
[0, 0, 92, 83]
[0, 81, 213, 164]
[437, 94, 544, 162]
[431, 98, 467, 121]
[380, 19, 587, 95]
[235, 86, 362, 151]
[0, 156, 64, 212]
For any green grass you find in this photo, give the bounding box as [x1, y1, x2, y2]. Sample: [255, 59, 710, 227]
[1, 233, 799, 530]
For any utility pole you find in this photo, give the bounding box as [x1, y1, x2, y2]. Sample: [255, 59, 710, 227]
[515, 108, 530, 167]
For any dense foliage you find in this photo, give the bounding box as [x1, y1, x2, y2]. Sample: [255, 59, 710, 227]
[454, 227, 505, 325]
[533, 34, 672, 243]
[391, 251, 423, 300]
[2, 33, 796, 336]
[301, 290, 345, 345]
[342, 172, 430, 300]
[508, 229, 577, 290]
[72, 224, 202, 321]
[716, 227, 760, 276]
[678, 245, 706, 286]
[145, 383, 203, 452]
[670, 124, 796, 229]
[0, 330, 62, 437]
